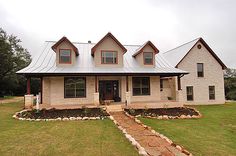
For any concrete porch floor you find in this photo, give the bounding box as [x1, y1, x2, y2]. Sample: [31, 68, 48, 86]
[34, 101, 182, 111]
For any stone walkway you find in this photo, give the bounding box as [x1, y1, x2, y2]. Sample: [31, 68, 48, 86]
[110, 112, 187, 156]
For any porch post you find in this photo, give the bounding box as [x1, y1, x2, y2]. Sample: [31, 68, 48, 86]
[95, 75, 98, 92]
[40, 77, 43, 104]
[177, 76, 181, 90]
[25, 76, 33, 108]
[27, 77, 31, 95]
[125, 75, 131, 106]
[94, 75, 99, 106]
[126, 75, 129, 92]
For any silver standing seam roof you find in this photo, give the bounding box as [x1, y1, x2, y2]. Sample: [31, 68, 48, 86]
[162, 38, 200, 67]
[17, 41, 188, 75]
[162, 37, 227, 69]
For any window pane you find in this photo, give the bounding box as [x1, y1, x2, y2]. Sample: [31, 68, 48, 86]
[144, 52, 153, 64]
[197, 63, 204, 77]
[186, 86, 193, 101]
[102, 51, 117, 64]
[133, 88, 141, 95]
[142, 88, 150, 95]
[60, 49, 71, 63]
[65, 77, 86, 98]
[132, 77, 150, 96]
[209, 86, 215, 100]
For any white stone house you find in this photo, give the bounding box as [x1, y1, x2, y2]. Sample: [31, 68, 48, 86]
[162, 38, 227, 105]
[17, 33, 226, 108]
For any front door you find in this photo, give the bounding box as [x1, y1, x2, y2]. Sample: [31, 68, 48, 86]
[99, 80, 120, 101]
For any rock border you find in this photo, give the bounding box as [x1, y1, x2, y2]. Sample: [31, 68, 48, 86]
[13, 109, 108, 121]
[128, 107, 202, 120]
[124, 112, 193, 156]
[109, 115, 148, 156]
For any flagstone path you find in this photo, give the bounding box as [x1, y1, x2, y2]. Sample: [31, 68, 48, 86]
[110, 112, 187, 156]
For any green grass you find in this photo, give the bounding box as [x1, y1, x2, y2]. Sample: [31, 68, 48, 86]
[1, 96, 15, 99]
[0, 101, 138, 156]
[140, 103, 236, 156]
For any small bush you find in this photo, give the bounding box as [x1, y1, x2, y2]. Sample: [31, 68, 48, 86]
[129, 109, 136, 115]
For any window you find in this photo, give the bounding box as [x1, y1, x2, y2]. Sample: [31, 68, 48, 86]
[209, 86, 215, 100]
[197, 63, 204, 77]
[132, 77, 150, 96]
[143, 52, 153, 65]
[186, 86, 194, 101]
[59, 49, 71, 64]
[64, 77, 86, 98]
[101, 51, 117, 64]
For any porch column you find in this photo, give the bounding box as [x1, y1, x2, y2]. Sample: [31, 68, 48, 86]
[126, 75, 129, 92]
[177, 76, 182, 90]
[125, 76, 131, 106]
[25, 76, 33, 108]
[27, 77, 31, 95]
[40, 77, 43, 104]
[94, 75, 99, 106]
[176, 75, 184, 106]
[95, 75, 98, 92]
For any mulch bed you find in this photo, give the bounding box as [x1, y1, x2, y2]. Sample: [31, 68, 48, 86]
[124, 107, 199, 117]
[17, 108, 109, 119]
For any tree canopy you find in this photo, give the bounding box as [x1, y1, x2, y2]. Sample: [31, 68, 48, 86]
[224, 68, 236, 100]
[0, 28, 31, 97]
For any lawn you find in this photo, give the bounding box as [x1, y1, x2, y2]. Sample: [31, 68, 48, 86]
[140, 103, 236, 156]
[0, 101, 138, 156]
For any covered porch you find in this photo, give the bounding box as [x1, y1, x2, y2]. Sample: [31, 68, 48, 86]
[24, 73, 185, 109]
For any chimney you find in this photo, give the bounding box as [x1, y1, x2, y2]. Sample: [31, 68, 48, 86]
[88, 40, 91, 43]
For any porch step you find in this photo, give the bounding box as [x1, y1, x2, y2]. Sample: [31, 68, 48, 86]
[106, 105, 123, 112]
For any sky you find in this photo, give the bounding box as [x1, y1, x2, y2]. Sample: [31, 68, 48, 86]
[0, 0, 236, 68]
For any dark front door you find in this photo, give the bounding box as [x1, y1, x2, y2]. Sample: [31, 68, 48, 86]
[99, 80, 120, 101]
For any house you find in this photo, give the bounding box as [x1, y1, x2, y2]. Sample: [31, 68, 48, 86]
[162, 38, 227, 104]
[17, 33, 226, 108]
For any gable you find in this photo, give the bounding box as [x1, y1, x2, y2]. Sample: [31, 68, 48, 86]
[52, 37, 79, 56]
[132, 41, 159, 57]
[91, 32, 127, 56]
[163, 38, 226, 69]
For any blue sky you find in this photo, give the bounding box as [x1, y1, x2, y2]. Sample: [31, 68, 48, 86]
[0, 0, 235, 68]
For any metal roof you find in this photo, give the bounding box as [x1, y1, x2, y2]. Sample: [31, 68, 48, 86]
[162, 38, 200, 67]
[162, 37, 227, 69]
[17, 41, 188, 75]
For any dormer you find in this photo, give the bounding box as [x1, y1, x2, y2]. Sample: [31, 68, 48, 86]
[91, 32, 127, 67]
[133, 41, 159, 67]
[52, 37, 78, 66]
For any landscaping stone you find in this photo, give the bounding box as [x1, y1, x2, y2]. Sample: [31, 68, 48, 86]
[110, 112, 190, 156]
[14, 108, 109, 121]
[82, 117, 88, 120]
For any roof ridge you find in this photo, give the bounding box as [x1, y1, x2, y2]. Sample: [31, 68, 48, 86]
[163, 37, 201, 54]
[45, 40, 141, 46]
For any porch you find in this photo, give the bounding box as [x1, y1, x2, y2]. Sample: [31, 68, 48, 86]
[25, 74, 184, 109]
[34, 100, 183, 111]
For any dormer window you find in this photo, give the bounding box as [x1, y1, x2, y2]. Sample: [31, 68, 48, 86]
[101, 51, 117, 64]
[59, 49, 71, 64]
[143, 52, 153, 65]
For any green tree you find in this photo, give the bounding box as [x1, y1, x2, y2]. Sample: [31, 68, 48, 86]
[0, 28, 31, 97]
[224, 68, 236, 100]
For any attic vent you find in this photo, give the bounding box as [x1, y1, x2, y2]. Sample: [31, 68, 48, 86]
[88, 40, 91, 43]
[197, 44, 202, 49]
